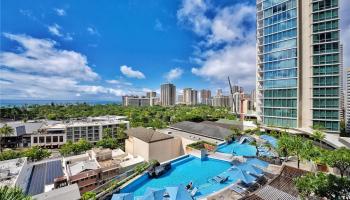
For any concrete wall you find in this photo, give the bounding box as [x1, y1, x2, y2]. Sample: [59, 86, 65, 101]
[125, 137, 150, 161]
[149, 138, 182, 163]
[125, 136, 183, 163]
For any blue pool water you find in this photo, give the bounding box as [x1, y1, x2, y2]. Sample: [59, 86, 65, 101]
[260, 135, 278, 148]
[216, 142, 257, 156]
[121, 156, 235, 199]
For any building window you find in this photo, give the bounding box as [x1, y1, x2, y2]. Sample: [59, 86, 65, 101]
[39, 137, 45, 143]
[46, 136, 51, 143]
[33, 137, 38, 143]
[59, 136, 63, 142]
[53, 136, 58, 142]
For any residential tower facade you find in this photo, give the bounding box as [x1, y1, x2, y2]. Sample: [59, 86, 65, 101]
[256, 0, 341, 132]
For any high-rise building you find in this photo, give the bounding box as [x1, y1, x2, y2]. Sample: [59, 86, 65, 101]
[346, 68, 350, 134]
[256, 0, 341, 132]
[191, 90, 198, 105]
[250, 90, 256, 111]
[146, 92, 157, 98]
[200, 89, 212, 104]
[160, 83, 176, 106]
[183, 88, 198, 105]
[183, 88, 192, 105]
[177, 94, 184, 104]
[340, 44, 345, 121]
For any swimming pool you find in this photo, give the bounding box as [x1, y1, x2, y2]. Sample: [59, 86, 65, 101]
[216, 142, 257, 156]
[121, 156, 235, 199]
[260, 135, 278, 148]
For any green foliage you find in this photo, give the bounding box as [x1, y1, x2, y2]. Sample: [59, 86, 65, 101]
[59, 139, 92, 156]
[312, 130, 325, 141]
[96, 137, 119, 149]
[0, 186, 32, 200]
[187, 141, 216, 150]
[24, 146, 51, 162]
[340, 120, 347, 137]
[0, 124, 14, 152]
[0, 104, 234, 129]
[134, 162, 150, 174]
[325, 147, 350, 177]
[0, 147, 50, 162]
[277, 134, 315, 168]
[102, 128, 112, 139]
[81, 191, 96, 200]
[295, 172, 350, 199]
[0, 149, 23, 161]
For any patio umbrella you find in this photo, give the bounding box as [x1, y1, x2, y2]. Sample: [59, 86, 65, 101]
[165, 185, 192, 200]
[111, 193, 134, 200]
[141, 188, 166, 200]
[229, 167, 256, 185]
[246, 158, 269, 168]
[236, 163, 263, 176]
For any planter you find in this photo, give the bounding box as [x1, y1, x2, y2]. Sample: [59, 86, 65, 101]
[203, 143, 215, 151]
[316, 164, 328, 172]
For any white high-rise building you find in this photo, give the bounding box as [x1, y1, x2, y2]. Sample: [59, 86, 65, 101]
[346, 68, 350, 134]
[161, 83, 176, 106]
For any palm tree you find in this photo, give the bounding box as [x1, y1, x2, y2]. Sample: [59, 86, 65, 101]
[312, 129, 326, 148]
[0, 186, 32, 200]
[0, 124, 14, 152]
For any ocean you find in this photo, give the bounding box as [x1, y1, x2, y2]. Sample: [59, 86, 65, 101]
[0, 99, 121, 107]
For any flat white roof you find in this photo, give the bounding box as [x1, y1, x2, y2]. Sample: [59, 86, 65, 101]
[32, 184, 81, 200]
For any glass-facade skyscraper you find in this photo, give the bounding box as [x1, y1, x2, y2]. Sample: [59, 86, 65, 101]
[256, 0, 341, 132]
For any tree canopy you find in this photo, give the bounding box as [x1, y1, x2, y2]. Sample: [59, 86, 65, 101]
[0, 186, 32, 200]
[295, 172, 350, 199]
[0, 104, 235, 129]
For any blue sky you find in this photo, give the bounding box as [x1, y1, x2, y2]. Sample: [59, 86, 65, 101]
[0, 0, 349, 100]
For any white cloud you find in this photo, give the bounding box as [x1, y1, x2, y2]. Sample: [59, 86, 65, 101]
[154, 19, 166, 31]
[208, 4, 255, 44]
[177, 0, 256, 88]
[48, 24, 62, 37]
[47, 24, 73, 40]
[55, 8, 66, 16]
[165, 68, 184, 81]
[0, 33, 153, 99]
[120, 65, 145, 79]
[87, 27, 100, 36]
[106, 79, 132, 86]
[192, 43, 256, 86]
[0, 33, 98, 81]
[177, 0, 211, 36]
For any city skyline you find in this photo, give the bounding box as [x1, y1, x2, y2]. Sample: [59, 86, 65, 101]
[0, 0, 349, 101]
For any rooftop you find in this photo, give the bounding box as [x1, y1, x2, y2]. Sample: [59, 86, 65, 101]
[243, 165, 308, 200]
[68, 160, 99, 176]
[0, 121, 45, 136]
[32, 184, 81, 200]
[170, 121, 232, 140]
[0, 157, 27, 187]
[125, 127, 174, 143]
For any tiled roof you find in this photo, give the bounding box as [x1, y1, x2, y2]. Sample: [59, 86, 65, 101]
[170, 121, 231, 140]
[242, 165, 308, 200]
[125, 127, 173, 143]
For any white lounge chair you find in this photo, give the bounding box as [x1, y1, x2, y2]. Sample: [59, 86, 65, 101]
[191, 187, 198, 197]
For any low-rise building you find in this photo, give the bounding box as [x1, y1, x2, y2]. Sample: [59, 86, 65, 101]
[125, 127, 183, 162]
[31, 116, 129, 147]
[32, 184, 81, 200]
[0, 157, 32, 192]
[56, 148, 143, 194]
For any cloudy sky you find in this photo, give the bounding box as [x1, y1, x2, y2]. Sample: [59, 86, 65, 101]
[0, 0, 349, 100]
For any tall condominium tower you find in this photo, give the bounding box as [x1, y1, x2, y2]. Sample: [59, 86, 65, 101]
[346, 68, 350, 134]
[200, 89, 212, 104]
[160, 83, 176, 106]
[183, 88, 198, 105]
[256, 0, 341, 132]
